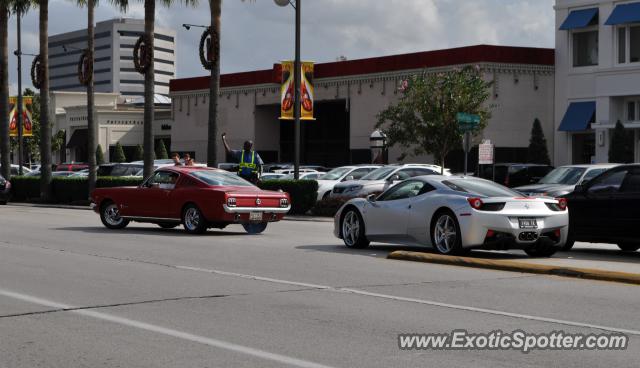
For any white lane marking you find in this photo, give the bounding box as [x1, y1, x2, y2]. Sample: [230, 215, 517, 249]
[0, 288, 337, 368]
[177, 266, 640, 336]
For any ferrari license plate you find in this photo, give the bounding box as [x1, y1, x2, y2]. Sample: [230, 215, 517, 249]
[249, 212, 263, 221]
[518, 218, 537, 229]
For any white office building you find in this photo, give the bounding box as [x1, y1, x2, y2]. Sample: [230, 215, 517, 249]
[555, 0, 640, 164]
[48, 18, 176, 97]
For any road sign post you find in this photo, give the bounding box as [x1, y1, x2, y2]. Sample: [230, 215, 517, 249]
[457, 113, 480, 176]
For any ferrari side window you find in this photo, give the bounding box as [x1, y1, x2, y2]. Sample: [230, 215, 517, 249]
[378, 180, 426, 201]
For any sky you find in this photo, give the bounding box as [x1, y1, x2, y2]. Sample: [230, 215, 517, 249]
[6, 0, 555, 95]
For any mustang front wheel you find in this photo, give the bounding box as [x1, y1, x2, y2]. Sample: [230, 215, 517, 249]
[341, 209, 369, 248]
[243, 222, 268, 234]
[182, 204, 208, 234]
[431, 211, 465, 255]
[100, 202, 129, 229]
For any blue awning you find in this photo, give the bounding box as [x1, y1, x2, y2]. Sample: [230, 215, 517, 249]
[558, 102, 596, 132]
[605, 2, 640, 25]
[560, 8, 599, 30]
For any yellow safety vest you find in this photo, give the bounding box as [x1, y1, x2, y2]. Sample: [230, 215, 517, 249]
[238, 150, 257, 176]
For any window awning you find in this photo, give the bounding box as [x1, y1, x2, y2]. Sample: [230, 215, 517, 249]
[66, 129, 87, 148]
[559, 8, 599, 30]
[605, 2, 640, 25]
[558, 102, 596, 132]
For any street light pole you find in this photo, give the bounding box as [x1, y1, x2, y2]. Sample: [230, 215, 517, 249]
[16, 10, 23, 176]
[293, 0, 301, 180]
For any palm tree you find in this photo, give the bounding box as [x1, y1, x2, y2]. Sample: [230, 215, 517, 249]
[112, 1, 196, 179]
[75, 0, 97, 196]
[0, 1, 9, 179]
[207, 0, 221, 167]
[37, 0, 52, 201]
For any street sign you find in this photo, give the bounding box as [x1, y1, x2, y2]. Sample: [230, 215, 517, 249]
[457, 112, 480, 132]
[479, 140, 494, 165]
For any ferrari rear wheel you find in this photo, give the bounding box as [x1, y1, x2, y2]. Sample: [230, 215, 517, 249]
[431, 210, 465, 255]
[341, 208, 369, 248]
[100, 202, 129, 229]
[182, 204, 208, 234]
[243, 222, 268, 234]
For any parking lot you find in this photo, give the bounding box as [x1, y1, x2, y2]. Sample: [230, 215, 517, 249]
[1, 205, 639, 367]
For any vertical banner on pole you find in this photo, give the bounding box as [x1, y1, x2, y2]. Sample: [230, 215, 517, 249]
[300, 61, 314, 120]
[280, 61, 294, 120]
[8, 96, 33, 137]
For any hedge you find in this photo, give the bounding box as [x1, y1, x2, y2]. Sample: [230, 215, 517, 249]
[310, 197, 349, 217]
[10, 176, 143, 204]
[259, 179, 318, 215]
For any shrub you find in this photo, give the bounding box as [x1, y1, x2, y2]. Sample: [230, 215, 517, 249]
[52, 177, 89, 203]
[310, 197, 349, 217]
[155, 139, 169, 160]
[133, 144, 144, 161]
[258, 179, 318, 215]
[8, 176, 40, 201]
[96, 144, 105, 165]
[113, 142, 127, 163]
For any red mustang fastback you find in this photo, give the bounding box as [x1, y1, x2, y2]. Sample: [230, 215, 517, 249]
[90, 166, 290, 234]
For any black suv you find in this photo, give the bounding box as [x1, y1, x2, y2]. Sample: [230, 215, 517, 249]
[479, 164, 554, 188]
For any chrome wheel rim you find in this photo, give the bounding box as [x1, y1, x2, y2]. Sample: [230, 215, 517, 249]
[104, 204, 123, 226]
[434, 215, 457, 253]
[342, 211, 360, 246]
[184, 207, 200, 230]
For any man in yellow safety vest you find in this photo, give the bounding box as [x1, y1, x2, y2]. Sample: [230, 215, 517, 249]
[221, 133, 263, 183]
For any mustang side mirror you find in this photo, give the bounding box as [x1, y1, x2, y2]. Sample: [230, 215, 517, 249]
[366, 194, 377, 202]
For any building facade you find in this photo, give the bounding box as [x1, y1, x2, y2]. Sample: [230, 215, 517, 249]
[50, 92, 172, 163]
[48, 18, 176, 97]
[555, 0, 640, 165]
[169, 45, 555, 172]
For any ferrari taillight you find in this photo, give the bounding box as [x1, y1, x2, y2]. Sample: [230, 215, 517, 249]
[467, 197, 483, 210]
[556, 198, 567, 211]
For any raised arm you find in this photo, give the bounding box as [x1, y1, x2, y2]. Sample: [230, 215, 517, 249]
[221, 133, 232, 155]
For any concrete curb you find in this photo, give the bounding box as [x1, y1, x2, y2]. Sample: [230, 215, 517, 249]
[6, 202, 334, 222]
[387, 250, 640, 285]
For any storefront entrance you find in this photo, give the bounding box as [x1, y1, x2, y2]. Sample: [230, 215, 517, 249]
[572, 133, 595, 164]
[280, 100, 349, 167]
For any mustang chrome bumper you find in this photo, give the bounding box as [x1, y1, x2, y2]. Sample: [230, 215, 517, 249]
[223, 205, 291, 213]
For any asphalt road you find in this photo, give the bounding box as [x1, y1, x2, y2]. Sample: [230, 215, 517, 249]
[0, 205, 639, 368]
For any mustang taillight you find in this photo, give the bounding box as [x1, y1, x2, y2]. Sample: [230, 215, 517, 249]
[227, 197, 237, 207]
[467, 197, 483, 210]
[280, 198, 289, 207]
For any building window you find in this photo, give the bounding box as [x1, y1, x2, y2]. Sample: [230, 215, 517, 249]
[573, 30, 598, 67]
[617, 25, 640, 64]
[628, 101, 636, 121]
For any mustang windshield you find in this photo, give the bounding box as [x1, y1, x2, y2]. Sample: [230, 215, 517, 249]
[319, 167, 351, 180]
[444, 179, 521, 197]
[360, 167, 396, 180]
[538, 167, 586, 185]
[191, 170, 253, 186]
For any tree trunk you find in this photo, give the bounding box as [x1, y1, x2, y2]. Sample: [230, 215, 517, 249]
[39, 0, 52, 201]
[0, 5, 9, 179]
[87, 0, 97, 196]
[207, 0, 221, 167]
[142, 0, 155, 179]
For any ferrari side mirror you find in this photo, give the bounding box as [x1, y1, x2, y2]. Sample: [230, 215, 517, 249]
[366, 194, 377, 202]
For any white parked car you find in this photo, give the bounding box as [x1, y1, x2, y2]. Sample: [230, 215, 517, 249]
[315, 165, 381, 201]
[273, 168, 319, 175]
[259, 173, 286, 181]
[280, 172, 323, 180]
[330, 164, 450, 200]
[334, 176, 569, 257]
[10, 164, 31, 176]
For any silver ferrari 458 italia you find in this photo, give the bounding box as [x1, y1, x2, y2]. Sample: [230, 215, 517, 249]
[334, 176, 569, 257]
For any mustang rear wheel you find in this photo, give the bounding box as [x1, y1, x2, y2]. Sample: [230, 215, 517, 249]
[341, 208, 369, 248]
[243, 222, 268, 234]
[431, 210, 465, 255]
[617, 243, 640, 252]
[100, 202, 129, 229]
[182, 204, 208, 234]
